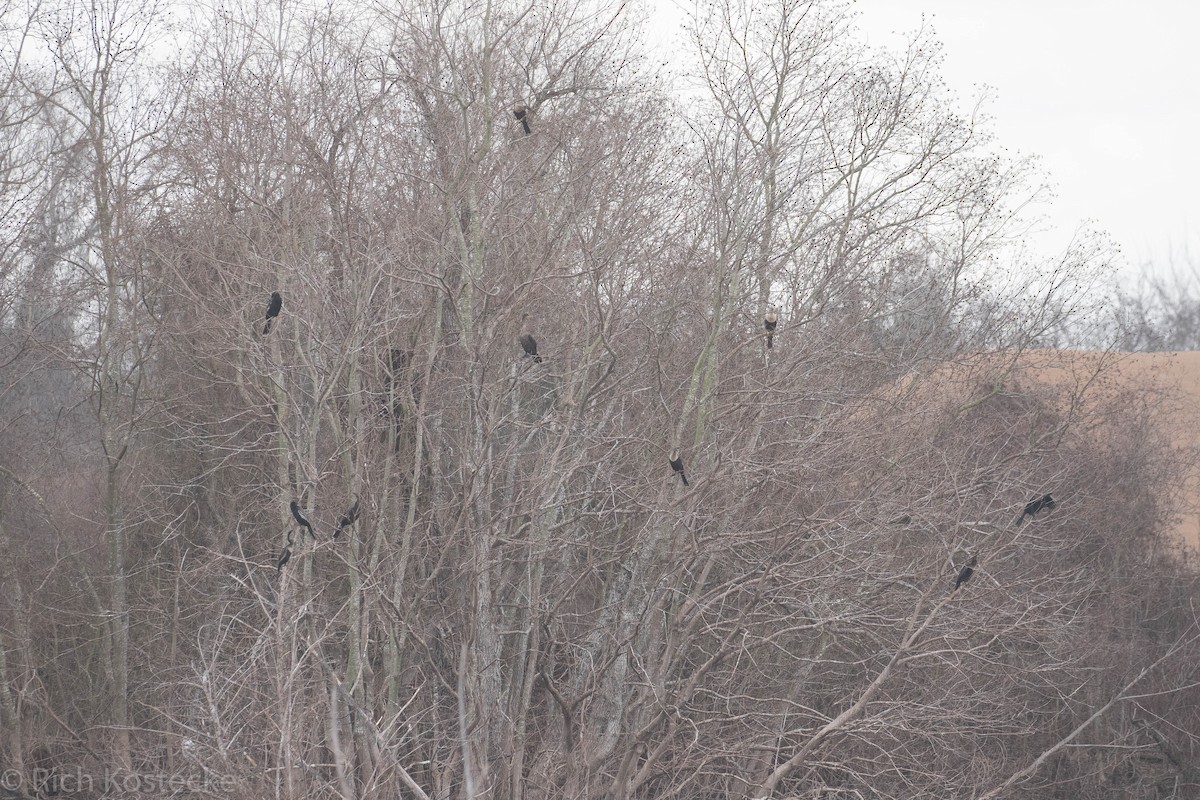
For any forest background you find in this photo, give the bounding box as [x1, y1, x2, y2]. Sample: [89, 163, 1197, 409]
[2, 0, 1200, 797]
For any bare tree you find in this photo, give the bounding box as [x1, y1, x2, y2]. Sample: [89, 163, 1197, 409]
[1, 1, 1198, 800]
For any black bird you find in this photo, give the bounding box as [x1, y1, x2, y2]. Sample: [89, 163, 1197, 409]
[276, 530, 294, 574]
[1016, 493, 1056, 526]
[953, 554, 977, 591]
[513, 103, 531, 135]
[518, 332, 541, 362]
[332, 494, 361, 539]
[263, 291, 283, 334]
[519, 313, 542, 363]
[290, 499, 315, 538]
[764, 307, 779, 349]
[668, 452, 689, 487]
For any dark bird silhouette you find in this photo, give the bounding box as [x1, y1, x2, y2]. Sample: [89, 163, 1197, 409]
[764, 307, 779, 349]
[669, 452, 689, 487]
[263, 291, 283, 334]
[513, 103, 531, 135]
[290, 499, 315, 538]
[276, 529, 294, 574]
[519, 313, 543, 363]
[1016, 493, 1056, 526]
[518, 333, 541, 362]
[954, 554, 977, 591]
[332, 494, 361, 539]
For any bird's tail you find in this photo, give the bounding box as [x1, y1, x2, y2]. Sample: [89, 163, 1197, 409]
[521, 119, 532, 135]
[766, 333, 774, 349]
[263, 319, 272, 335]
[680, 472, 689, 487]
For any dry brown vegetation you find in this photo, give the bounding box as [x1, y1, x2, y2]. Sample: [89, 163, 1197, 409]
[1, 0, 1199, 798]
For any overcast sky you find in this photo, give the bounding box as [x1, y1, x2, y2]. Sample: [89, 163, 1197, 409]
[851, 1, 1200, 275]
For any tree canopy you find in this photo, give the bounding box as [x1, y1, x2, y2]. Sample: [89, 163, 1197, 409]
[0, 0, 1197, 798]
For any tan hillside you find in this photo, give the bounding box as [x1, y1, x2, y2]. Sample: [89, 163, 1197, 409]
[999, 350, 1200, 549]
[868, 348, 1200, 549]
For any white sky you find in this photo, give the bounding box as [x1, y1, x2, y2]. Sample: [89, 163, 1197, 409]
[851, 0, 1200, 275]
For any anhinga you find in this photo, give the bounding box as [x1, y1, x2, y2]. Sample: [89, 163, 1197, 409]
[290, 499, 315, 538]
[513, 103, 531, 135]
[1016, 493, 1056, 526]
[263, 291, 283, 334]
[669, 452, 689, 487]
[276, 530, 294, 574]
[332, 494, 361, 539]
[519, 314, 543, 363]
[764, 307, 779, 349]
[953, 554, 977, 591]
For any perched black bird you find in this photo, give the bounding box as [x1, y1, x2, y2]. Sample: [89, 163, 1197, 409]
[276, 529, 295, 574]
[764, 307, 779, 349]
[954, 554, 977, 591]
[290, 499, 315, 538]
[519, 313, 543, 363]
[513, 103, 531, 135]
[1016, 493, 1056, 526]
[333, 494, 361, 539]
[518, 333, 541, 362]
[263, 291, 283, 334]
[669, 452, 689, 487]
